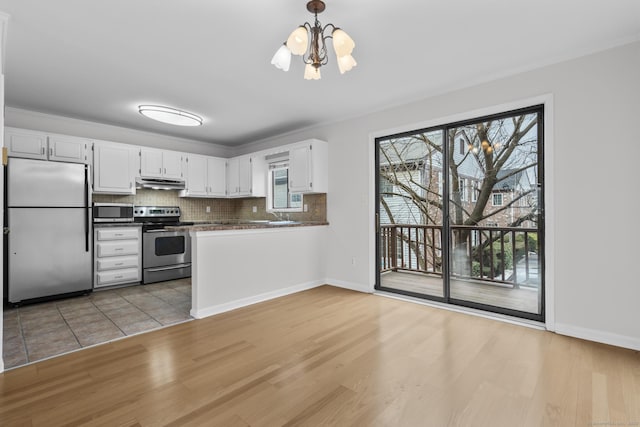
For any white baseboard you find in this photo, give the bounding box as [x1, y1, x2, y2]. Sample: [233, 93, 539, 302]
[191, 280, 325, 319]
[325, 278, 373, 294]
[0, 359, 4, 374]
[555, 323, 640, 351]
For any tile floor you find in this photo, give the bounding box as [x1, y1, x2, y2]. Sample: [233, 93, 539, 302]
[3, 278, 192, 370]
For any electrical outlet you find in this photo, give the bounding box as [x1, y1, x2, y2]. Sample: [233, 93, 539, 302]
[206, 206, 211, 213]
[351, 257, 356, 266]
[252, 206, 257, 213]
[303, 204, 308, 212]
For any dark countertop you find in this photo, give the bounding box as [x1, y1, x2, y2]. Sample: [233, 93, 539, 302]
[93, 222, 142, 228]
[167, 221, 329, 232]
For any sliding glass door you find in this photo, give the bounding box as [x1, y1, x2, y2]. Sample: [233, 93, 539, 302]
[376, 106, 544, 321]
[377, 129, 445, 299]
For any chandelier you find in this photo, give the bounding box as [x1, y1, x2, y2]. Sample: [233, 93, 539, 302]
[270, 0, 356, 80]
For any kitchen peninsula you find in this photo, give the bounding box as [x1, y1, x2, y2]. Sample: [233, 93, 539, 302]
[169, 221, 329, 319]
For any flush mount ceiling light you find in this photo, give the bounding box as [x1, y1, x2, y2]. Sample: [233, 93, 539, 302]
[271, 0, 356, 80]
[138, 105, 203, 127]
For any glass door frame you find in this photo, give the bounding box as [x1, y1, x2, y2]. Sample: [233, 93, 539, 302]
[375, 105, 545, 322]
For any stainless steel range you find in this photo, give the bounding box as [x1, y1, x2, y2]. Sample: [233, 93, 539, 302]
[134, 206, 193, 284]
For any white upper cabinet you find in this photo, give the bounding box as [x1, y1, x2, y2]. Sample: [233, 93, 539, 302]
[181, 154, 227, 198]
[139, 148, 163, 178]
[227, 155, 267, 197]
[289, 145, 311, 194]
[288, 139, 328, 194]
[139, 148, 184, 180]
[226, 157, 239, 196]
[93, 141, 137, 194]
[207, 157, 227, 197]
[163, 151, 184, 180]
[48, 134, 91, 164]
[226, 155, 266, 198]
[5, 128, 47, 160]
[182, 154, 208, 197]
[6, 127, 91, 164]
[227, 156, 252, 197]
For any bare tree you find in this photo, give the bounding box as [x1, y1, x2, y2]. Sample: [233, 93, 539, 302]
[378, 112, 539, 276]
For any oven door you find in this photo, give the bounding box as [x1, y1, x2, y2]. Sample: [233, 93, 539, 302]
[143, 230, 191, 268]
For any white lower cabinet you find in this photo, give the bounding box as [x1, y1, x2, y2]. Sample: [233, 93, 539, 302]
[96, 240, 139, 257]
[94, 226, 142, 288]
[96, 268, 140, 287]
[96, 255, 139, 271]
[96, 228, 139, 241]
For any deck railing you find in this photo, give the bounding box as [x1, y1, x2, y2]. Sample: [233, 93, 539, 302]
[380, 224, 539, 288]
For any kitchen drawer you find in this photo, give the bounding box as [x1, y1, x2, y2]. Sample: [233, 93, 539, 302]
[96, 240, 139, 257]
[96, 255, 139, 272]
[96, 228, 140, 241]
[95, 268, 139, 287]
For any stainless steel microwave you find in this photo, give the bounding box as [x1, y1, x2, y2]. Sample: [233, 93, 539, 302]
[93, 203, 134, 222]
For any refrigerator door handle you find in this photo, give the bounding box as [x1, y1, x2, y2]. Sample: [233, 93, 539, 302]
[84, 165, 90, 252]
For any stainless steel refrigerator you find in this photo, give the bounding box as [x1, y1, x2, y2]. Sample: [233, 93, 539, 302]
[7, 158, 92, 303]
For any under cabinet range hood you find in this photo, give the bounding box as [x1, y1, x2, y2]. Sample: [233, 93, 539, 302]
[135, 177, 186, 191]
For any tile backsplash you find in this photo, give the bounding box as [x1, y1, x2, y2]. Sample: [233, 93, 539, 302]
[93, 190, 327, 222]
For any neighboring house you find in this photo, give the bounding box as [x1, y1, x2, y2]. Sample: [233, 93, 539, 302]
[379, 136, 538, 229]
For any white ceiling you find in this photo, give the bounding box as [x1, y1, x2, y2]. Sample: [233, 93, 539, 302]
[0, 1, 638, 147]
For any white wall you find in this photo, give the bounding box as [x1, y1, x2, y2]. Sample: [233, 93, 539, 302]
[190, 226, 327, 319]
[5, 107, 233, 158]
[239, 41, 640, 350]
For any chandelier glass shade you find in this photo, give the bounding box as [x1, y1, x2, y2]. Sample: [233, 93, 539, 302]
[271, 0, 356, 80]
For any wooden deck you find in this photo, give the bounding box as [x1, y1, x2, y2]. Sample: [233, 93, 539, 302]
[380, 270, 540, 314]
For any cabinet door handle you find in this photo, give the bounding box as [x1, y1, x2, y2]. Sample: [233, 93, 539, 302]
[41, 147, 45, 155]
[49, 147, 53, 156]
[164, 168, 166, 174]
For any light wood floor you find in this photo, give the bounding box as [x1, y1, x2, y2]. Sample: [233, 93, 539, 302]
[1, 286, 638, 426]
[381, 270, 540, 314]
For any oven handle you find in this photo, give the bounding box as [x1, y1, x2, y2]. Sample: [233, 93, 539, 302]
[144, 229, 187, 234]
[146, 263, 191, 272]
